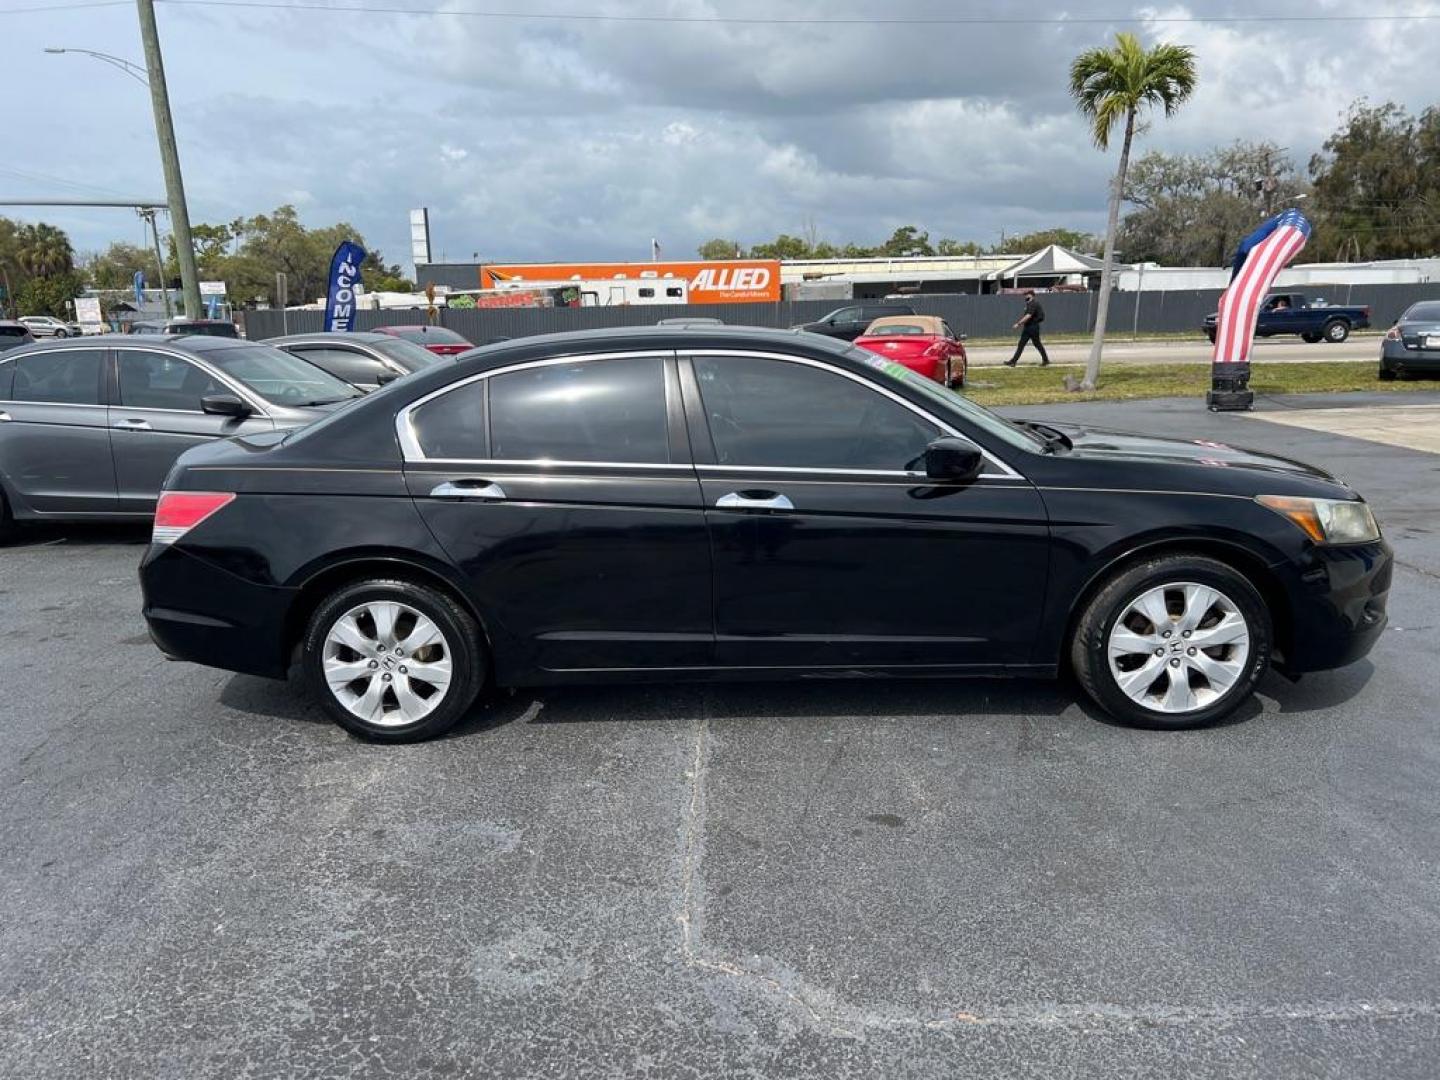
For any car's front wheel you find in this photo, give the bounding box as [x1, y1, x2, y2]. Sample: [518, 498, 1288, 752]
[54, 328, 68, 338]
[1323, 319, 1351, 343]
[301, 578, 485, 742]
[1071, 554, 1271, 729]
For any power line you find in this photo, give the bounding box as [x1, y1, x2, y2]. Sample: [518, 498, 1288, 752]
[141, 2, 1440, 25]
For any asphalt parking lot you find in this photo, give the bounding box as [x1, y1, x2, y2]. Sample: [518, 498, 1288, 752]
[3, 390, 1439, 1079]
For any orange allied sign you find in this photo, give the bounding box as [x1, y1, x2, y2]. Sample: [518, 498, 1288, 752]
[479, 259, 782, 304]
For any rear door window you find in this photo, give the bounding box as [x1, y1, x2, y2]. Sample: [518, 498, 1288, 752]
[489, 356, 669, 463]
[11, 349, 104, 405]
[286, 346, 391, 386]
[408, 380, 488, 459]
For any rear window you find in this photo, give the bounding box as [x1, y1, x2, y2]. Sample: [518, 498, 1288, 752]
[170, 322, 239, 338]
[373, 338, 445, 372]
[868, 323, 929, 336]
[389, 326, 469, 346]
[10, 349, 103, 405]
[1403, 302, 1440, 321]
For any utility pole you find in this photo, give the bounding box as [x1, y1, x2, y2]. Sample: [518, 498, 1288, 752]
[135, 0, 201, 319]
[139, 208, 174, 318]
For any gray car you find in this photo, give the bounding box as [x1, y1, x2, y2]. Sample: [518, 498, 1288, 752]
[1379, 300, 1440, 380]
[265, 330, 445, 392]
[0, 335, 362, 539]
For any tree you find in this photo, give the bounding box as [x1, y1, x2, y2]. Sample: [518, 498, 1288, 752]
[1120, 142, 1305, 265]
[85, 242, 159, 290]
[749, 233, 817, 260]
[16, 223, 75, 278]
[878, 225, 935, 257]
[1070, 32, 1197, 389]
[697, 238, 744, 259]
[15, 271, 83, 319]
[1309, 102, 1440, 260]
[992, 227, 1101, 254]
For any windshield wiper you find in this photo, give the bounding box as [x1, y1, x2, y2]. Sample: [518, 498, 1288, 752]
[1019, 420, 1072, 454]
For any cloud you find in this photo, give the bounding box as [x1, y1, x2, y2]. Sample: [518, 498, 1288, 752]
[4, 0, 1438, 268]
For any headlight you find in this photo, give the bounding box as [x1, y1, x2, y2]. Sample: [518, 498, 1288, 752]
[1256, 495, 1380, 544]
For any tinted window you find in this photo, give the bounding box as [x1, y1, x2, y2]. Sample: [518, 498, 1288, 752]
[118, 350, 228, 410]
[11, 349, 103, 405]
[388, 326, 469, 346]
[0, 326, 33, 353]
[692, 356, 938, 470]
[286, 346, 390, 386]
[1403, 302, 1440, 321]
[372, 338, 444, 372]
[489, 356, 669, 463]
[410, 380, 487, 459]
[829, 307, 861, 323]
[0, 359, 12, 399]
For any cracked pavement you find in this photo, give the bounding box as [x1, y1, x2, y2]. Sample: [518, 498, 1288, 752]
[2, 390, 1439, 1078]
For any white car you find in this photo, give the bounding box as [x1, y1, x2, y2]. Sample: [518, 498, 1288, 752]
[18, 315, 81, 338]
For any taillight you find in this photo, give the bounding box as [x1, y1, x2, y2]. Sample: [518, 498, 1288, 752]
[153, 491, 235, 544]
[1385, 326, 1402, 341]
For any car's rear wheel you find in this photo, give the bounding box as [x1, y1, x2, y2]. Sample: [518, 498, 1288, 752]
[1301, 331, 1322, 343]
[1071, 554, 1271, 730]
[0, 491, 16, 544]
[1379, 367, 1398, 381]
[1323, 319, 1350, 343]
[302, 578, 485, 742]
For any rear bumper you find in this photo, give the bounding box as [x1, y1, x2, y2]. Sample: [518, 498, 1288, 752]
[1276, 539, 1392, 674]
[1380, 342, 1440, 372]
[141, 543, 297, 678]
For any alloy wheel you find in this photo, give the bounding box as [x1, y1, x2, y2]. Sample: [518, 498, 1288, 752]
[1106, 581, 1251, 714]
[322, 601, 454, 727]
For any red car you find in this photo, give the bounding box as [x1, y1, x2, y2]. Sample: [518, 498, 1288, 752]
[372, 324, 473, 356]
[853, 315, 967, 387]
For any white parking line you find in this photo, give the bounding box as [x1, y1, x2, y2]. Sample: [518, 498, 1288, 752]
[1246, 404, 1440, 455]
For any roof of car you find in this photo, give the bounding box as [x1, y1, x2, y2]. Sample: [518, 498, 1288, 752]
[861, 315, 945, 335]
[264, 332, 395, 346]
[0, 332, 264, 360]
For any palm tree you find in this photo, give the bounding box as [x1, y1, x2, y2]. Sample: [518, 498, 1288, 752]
[16, 222, 76, 278]
[1070, 33, 1197, 390]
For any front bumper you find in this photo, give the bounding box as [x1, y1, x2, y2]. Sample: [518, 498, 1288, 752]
[1276, 539, 1392, 673]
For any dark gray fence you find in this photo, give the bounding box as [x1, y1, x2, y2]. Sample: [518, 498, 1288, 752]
[241, 282, 1440, 343]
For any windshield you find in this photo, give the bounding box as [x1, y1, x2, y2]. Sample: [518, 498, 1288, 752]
[171, 322, 239, 338]
[202, 343, 364, 406]
[867, 323, 930, 336]
[373, 338, 446, 372]
[847, 346, 1046, 453]
[389, 326, 469, 346]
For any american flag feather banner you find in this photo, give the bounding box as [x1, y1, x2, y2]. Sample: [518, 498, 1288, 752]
[1212, 208, 1312, 366]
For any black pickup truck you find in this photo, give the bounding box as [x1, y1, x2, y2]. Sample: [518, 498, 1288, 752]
[1204, 293, 1371, 344]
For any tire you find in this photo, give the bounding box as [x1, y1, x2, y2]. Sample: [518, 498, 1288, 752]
[1204, 329, 1217, 344]
[301, 577, 485, 742]
[1323, 319, 1350, 343]
[1379, 367, 1398, 382]
[0, 490, 16, 545]
[54, 329, 68, 338]
[1301, 332, 1321, 343]
[1070, 554, 1272, 730]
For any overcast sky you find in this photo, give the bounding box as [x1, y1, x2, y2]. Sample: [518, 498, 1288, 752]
[5, 0, 1438, 271]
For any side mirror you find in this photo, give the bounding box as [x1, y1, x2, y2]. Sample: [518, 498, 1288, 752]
[200, 393, 251, 418]
[924, 437, 983, 482]
[375, 370, 400, 385]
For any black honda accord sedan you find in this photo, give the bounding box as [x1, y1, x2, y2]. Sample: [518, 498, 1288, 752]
[140, 326, 1391, 741]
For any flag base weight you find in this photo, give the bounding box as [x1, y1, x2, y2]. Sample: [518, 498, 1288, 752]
[1207, 362, 1253, 412]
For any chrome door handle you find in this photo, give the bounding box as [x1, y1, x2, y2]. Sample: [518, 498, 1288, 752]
[113, 419, 152, 431]
[430, 480, 507, 501]
[715, 491, 794, 512]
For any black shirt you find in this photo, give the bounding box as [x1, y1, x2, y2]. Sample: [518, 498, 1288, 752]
[1023, 297, 1044, 325]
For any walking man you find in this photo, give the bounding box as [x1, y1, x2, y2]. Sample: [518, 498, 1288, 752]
[1006, 289, 1050, 366]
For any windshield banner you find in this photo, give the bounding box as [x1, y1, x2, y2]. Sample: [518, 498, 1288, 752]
[323, 240, 366, 332]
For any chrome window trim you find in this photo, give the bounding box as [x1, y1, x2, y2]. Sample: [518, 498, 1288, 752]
[114, 345, 272, 417]
[685, 348, 1021, 480]
[396, 350, 674, 462]
[394, 346, 1024, 482]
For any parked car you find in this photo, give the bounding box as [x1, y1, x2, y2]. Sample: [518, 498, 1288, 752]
[139, 325, 1390, 743]
[371, 325, 472, 356]
[18, 315, 80, 339]
[131, 319, 240, 338]
[795, 302, 917, 342]
[1203, 293, 1371, 344]
[0, 336, 361, 538]
[1378, 300, 1440, 380]
[267, 331, 446, 391]
[853, 314, 967, 387]
[0, 322, 35, 353]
